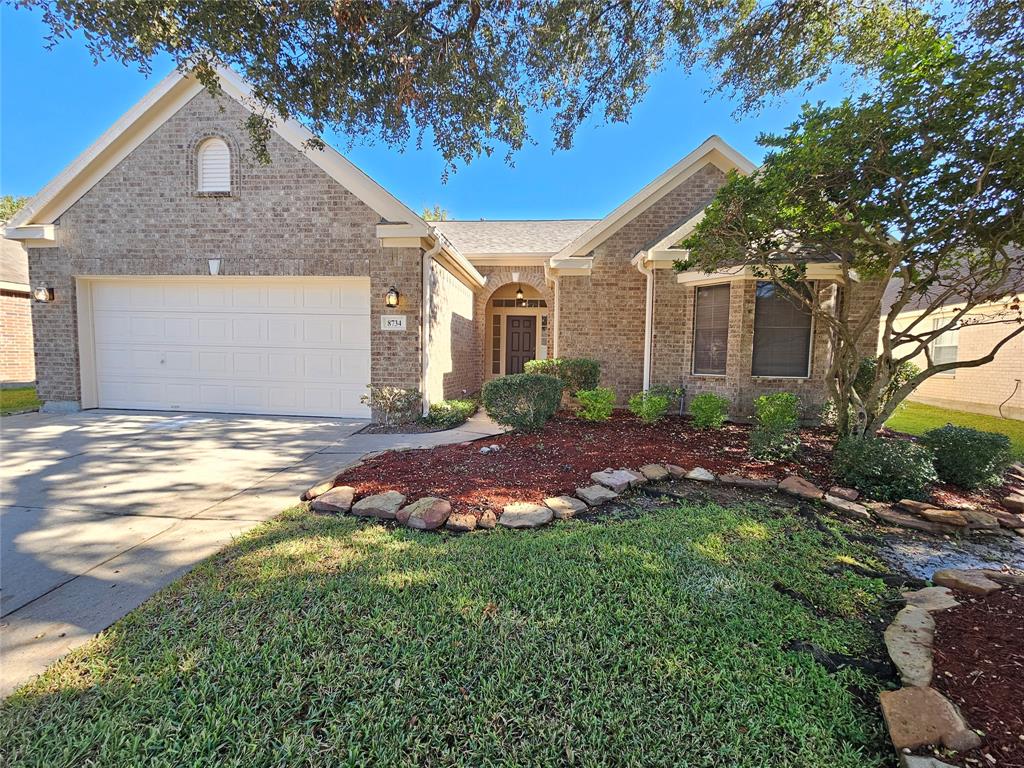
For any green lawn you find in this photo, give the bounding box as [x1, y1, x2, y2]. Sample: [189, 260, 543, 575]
[886, 400, 1024, 459]
[0, 386, 40, 415]
[0, 502, 895, 767]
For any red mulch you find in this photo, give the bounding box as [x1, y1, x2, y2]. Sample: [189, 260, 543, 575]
[339, 412, 837, 517]
[930, 587, 1024, 768]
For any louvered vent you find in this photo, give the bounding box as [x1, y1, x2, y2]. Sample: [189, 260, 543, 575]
[197, 138, 231, 193]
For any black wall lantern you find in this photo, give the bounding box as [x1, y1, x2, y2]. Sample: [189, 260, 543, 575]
[515, 285, 524, 304]
[32, 285, 54, 303]
[385, 286, 400, 307]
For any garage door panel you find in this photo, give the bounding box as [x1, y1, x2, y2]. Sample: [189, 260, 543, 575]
[88, 278, 372, 417]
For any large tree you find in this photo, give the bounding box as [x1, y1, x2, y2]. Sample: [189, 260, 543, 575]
[12, 0, 981, 169]
[677, 28, 1024, 436]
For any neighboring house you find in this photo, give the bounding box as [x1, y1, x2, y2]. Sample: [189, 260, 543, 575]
[6, 66, 881, 420]
[0, 234, 36, 387]
[882, 265, 1024, 421]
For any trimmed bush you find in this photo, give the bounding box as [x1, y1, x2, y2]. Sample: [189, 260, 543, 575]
[524, 358, 601, 396]
[750, 393, 802, 460]
[833, 436, 937, 501]
[920, 425, 1012, 489]
[424, 398, 478, 430]
[576, 387, 616, 422]
[482, 374, 564, 433]
[690, 392, 730, 429]
[360, 385, 422, 426]
[628, 391, 669, 424]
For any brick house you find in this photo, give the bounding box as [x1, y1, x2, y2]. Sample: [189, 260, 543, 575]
[6, 66, 880, 420]
[0, 235, 35, 387]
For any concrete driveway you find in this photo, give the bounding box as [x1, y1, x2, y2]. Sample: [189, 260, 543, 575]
[1, 408, 501, 696]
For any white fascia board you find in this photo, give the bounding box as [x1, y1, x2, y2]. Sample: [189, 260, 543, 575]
[4, 224, 56, 243]
[675, 262, 850, 284]
[550, 136, 757, 261]
[464, 253, 552, 266]
[0, 280, 31, 293]
[548, 255, 594, 275]
[427, 228, 485, 288]
[377, 222, 430, 239]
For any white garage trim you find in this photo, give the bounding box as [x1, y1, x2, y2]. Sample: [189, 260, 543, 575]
[77, 276, 371, 418]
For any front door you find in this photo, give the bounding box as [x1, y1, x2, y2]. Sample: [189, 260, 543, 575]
[505, 316, 536, 374]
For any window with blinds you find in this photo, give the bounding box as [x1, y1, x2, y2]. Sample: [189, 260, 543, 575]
[751, 281, 813, 377]
[931, 317, 959, 374]
[197, 138, 231, 193]
[692, 284, 730, 375]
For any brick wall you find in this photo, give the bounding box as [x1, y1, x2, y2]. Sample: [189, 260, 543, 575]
[426, 258, 480, 402]
[29, 90, 422, 410]
[0, 291, 35, 384]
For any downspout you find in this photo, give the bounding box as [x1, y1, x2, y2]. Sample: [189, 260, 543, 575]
[420, 233, 443, 416]
[552, 274, 561, 358]
[634, 252, 654, 391]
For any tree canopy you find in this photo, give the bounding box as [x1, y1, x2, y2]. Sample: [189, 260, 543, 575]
[18, 0, 999, 170]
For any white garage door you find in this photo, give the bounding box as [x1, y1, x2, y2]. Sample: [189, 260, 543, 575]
[86, 278, 371, 418]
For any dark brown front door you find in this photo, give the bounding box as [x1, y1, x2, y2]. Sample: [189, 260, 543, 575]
[505, 316, 536, 374]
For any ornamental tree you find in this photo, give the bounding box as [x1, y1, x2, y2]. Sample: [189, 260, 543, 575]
[677, 31, 1024, 436]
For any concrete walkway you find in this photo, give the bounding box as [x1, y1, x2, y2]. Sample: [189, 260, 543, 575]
[0, 409, 502, 696]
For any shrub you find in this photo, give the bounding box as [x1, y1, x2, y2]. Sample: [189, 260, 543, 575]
[360, 385, 421, 426]
[424, 398, 478, 430]
[833, 436, 938, 501]
[920, 425, 1012, 489]
[524, 358, 601, 396]
[750, 393, 802, 460]
[576, 387, 616, 422]
[482, 374, 563, 432]
[628, 391, 670, 424]
[690, 392, 730, 429]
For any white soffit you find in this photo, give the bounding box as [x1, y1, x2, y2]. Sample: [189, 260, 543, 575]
[549, 136, 757, 263]
[9, 65, 429, 234]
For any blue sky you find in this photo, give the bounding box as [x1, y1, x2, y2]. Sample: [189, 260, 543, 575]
[2, 4, 849, 220]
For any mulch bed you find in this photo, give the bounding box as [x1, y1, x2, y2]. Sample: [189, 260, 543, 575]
[339, 412, 837, 517]
[930, 587, 1024, 768]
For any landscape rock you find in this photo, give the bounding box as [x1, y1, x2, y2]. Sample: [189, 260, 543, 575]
[958, 509, 999, 530]
[499, 502, 553, 528]
[875, 508, 959, 536]
[884, 606, 935, 687]
[665, 464, 687, 479]
[591, 469, 641, 494]
[878, 686, 982, 752]
[991, 509, 1024, 528]
[445, 512, 477, 532]
[544, 495, 587, 519]
[932, 568, 1001, 596]
[897, 499, 940, 515]
[352, 490, 406, 520]
[1001, 493, 1024, 513]
[973, 568, 1024, 587]
[828, 486, 860, 501]
[399, 497, 451, 530]
[301, 476, 337, 502]
[900, 755, 960, 768]
[639, 463, 670, 481]
[918, 509, 968, 527]
[575, 484, 618, 507]
[309, 485, 356, 514]
[685, 467, 716, 482]
[902, 587, 960, 613]
[822, 494, 872, 522]
[478, 510, 497, 529]
[479, 446, 491, 454]
[489, 444, 502, 452]
[779, 475, 824, 500]
[719, 474, 778, 489]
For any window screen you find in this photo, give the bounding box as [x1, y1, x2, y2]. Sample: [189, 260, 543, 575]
[692, 284, 730, 375]
[752, 281, 813, 377]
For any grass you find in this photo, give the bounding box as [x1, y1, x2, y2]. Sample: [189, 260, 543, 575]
[0, 386, 40, 415]
[0, 502, 896, 767]
[886, 400, 1024, 459]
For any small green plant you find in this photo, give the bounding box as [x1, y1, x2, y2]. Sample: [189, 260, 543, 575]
[689, 392, 730, 429]
[920, 425, 1012, 489]
[750, 393, 801, 460]
[524, 358, 601, 397]
[482, 373, 564, 433]
[360, 385, 422, 426]
[833, 436, 938, 501]
[628, 391, 670, 424]
[576, 386, 616, 422]
[424, 398, 478, 430]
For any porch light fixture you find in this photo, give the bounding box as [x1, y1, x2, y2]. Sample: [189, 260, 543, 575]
[208, 258, 221, 276]
[385, 286, 400, 307]
[32, 285, 54, 303]
[515, 285, 524, 303]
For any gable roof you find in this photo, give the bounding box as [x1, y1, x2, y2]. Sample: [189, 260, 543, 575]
[550, 135, 756, 265]
[433, 219, 598, 256]
[7, 65, 428, 234]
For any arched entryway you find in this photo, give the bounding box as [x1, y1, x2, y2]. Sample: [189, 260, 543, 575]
[484, 283, 551, 379]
